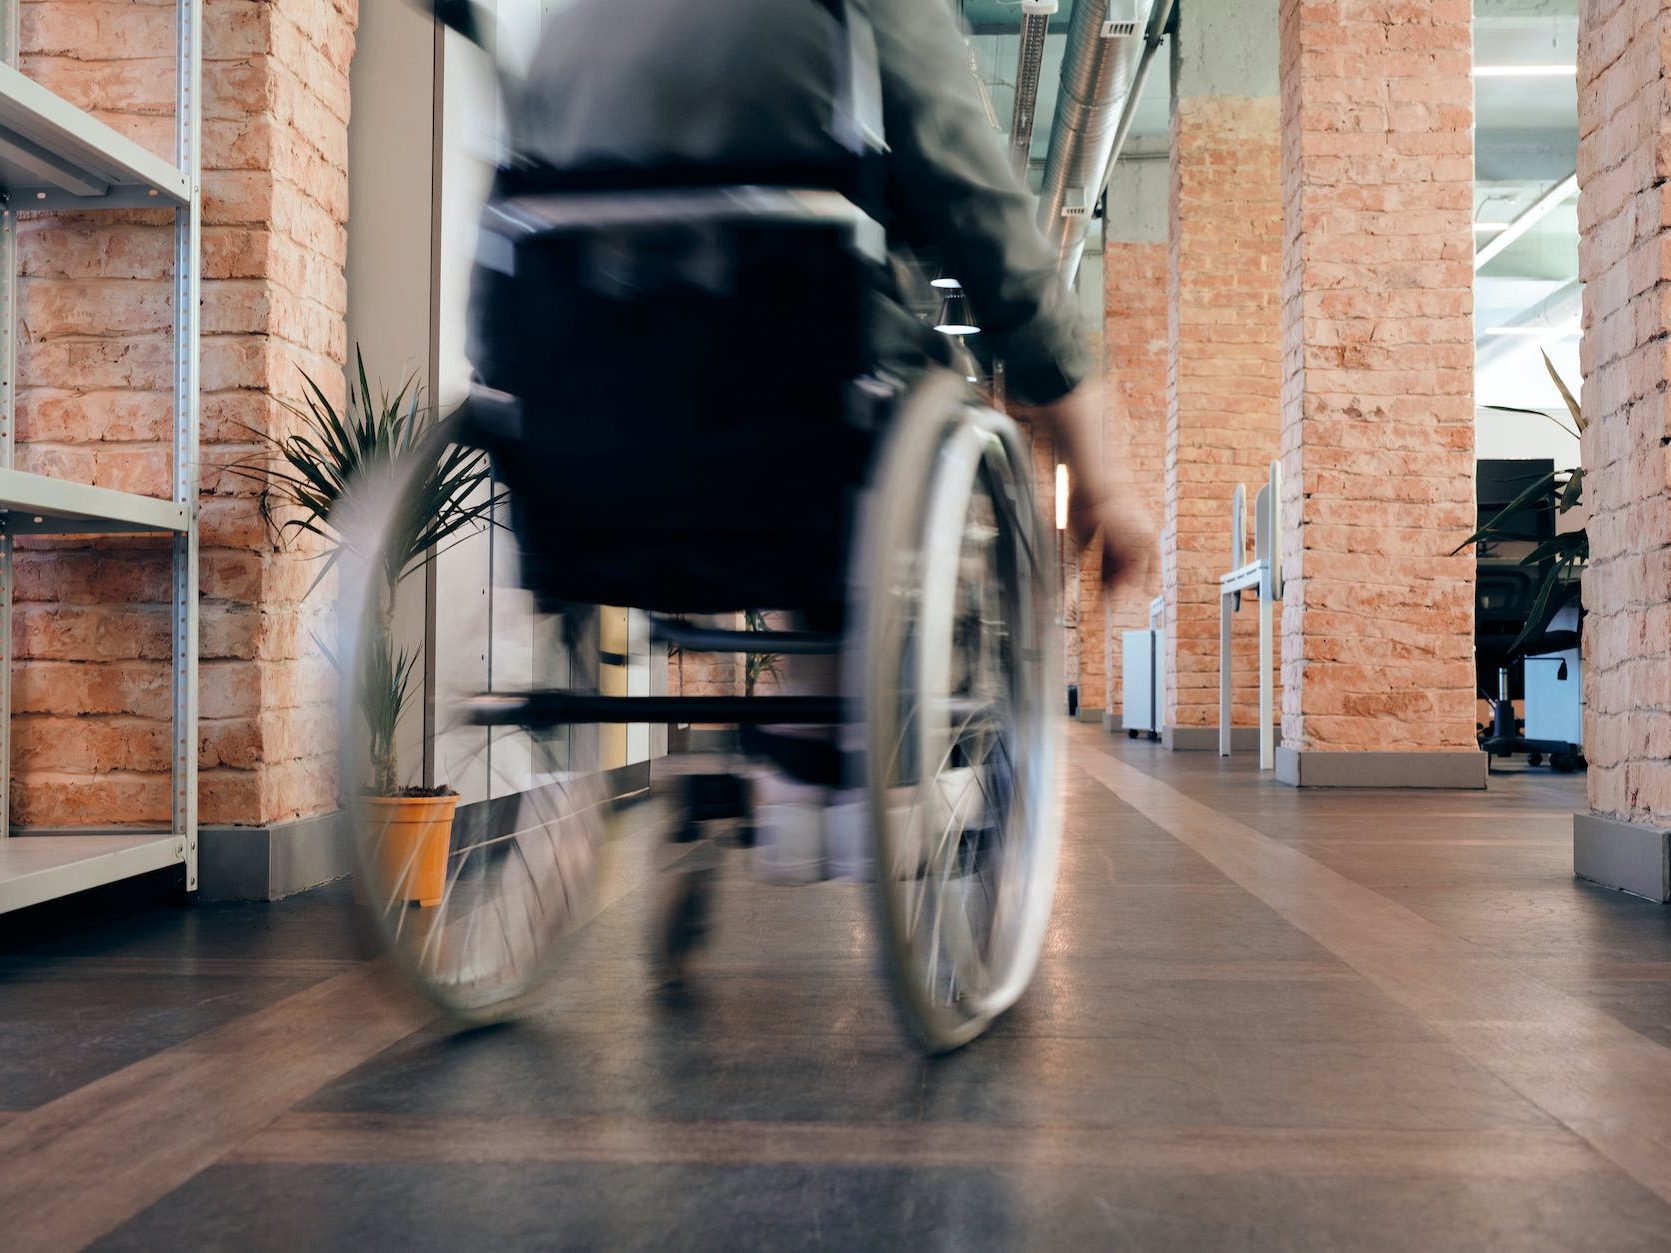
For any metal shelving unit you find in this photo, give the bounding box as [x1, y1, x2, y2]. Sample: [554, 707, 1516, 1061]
[0, 0, 199, 913]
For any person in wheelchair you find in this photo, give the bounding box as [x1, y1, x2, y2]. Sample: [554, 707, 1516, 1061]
[353, 0, 1154, 1049]
[486, 0, 1152, 854]
[481, 0, 1151, 592]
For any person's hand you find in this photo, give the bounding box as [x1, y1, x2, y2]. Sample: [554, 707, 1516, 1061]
[1069, 489, 1155, 593]
[1013, 378, 1156, 592]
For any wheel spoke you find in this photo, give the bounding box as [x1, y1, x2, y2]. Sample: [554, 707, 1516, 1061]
[340, 432, 610, 1021]
[867, 401, 1062, 1050]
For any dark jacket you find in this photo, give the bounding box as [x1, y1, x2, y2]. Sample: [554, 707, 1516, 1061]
[509, 0, 1088, 405]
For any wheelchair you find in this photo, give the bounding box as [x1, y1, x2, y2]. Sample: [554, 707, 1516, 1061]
[334, 190, 1063, 1052]
[337, 6, 1060, 1055]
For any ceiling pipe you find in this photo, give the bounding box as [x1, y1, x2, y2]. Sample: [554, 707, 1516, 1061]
[1037, 0, 1170, 281]
[1097, 0, 1175, 193]
[1008, 0, 1057, 176]
[1474, 173, 1578, 271]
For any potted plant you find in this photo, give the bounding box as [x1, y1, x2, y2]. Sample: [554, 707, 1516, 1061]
[229, 349, 499, 905]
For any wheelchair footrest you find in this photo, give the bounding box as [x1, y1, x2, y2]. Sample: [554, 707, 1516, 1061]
[651, 619, 842, 655]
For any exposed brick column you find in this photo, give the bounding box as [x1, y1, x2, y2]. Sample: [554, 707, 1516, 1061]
[1069, 268, 1107, 723]
[1571, 0, 1671, 894]
[1102, 239, 1167, 719]
[1165, 93, 1285, 748]
[1276, 0, 1481, 788]
[14, 0, 357, 864]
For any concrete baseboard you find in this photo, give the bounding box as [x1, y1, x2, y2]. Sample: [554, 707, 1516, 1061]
[199, 761, 654, 902]
[1076, 705, 1105, 724]
[1164, 725, 1264, 752]
[200, 811, 349, 902]
[1274, 747, 1487, 790]
[1574, 811, 1671, 903]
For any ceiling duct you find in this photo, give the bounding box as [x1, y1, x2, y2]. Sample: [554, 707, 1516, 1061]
[1037, 0, 1165, 280]
[1007, 0, 1057, 176]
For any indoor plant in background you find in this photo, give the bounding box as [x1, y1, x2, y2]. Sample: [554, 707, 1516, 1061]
[229, 350, 499, 905]
[1459, 352, 1588, 652]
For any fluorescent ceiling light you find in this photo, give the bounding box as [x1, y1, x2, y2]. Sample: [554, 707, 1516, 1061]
[1482, 323, 1580, 338]
[1473, 64, 1575, 78]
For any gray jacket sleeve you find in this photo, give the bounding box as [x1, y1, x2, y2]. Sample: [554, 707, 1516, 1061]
[869, 0, 1090, 406]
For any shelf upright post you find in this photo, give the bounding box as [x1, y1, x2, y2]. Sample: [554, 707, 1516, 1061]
[0, 0, 16, 842]
[172, 0, 201, 889]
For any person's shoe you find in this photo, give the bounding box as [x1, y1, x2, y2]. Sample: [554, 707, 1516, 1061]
[750, 770, 828, 884]
[823, 788, 871, 881]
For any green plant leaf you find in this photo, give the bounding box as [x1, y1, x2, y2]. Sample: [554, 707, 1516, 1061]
[1483, 403, 1580, 442]
[743, 609, 784, 695]
[1558, 466, 1583, 512]
[224, 346, 505, 793]
[1519, 531, 1588, 568]
[1452, 467, 1559, 554]
[1509, 556, 1580, 655]
[1542, 350, 1584, 432]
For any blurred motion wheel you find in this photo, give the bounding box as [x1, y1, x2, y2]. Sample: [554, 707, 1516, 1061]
[336, 416, 613, 1023]
[856, 373, 1061, 1053]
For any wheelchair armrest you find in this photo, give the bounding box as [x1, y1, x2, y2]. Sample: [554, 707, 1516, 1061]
[456, 384, 523, 455]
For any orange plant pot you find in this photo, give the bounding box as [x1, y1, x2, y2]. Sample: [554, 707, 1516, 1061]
[361, 794, 458, 908]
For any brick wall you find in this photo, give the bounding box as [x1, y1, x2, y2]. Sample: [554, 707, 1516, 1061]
[1277, 0, 1476, 755]
[668, 614, 743, 702]
[1165, 95, 1285, 731]
[14, 0, 356, 829]
[1103, 241, 1167, 715]
[1576, 0, 1671, 824]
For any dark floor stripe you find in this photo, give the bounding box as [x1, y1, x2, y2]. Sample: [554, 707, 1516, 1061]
[229, 1111, 1605, 1178]
[0, 964, 425, 1253]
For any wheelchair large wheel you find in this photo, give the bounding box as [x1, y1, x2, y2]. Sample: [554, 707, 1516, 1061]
[335, 418, 613, 1023]
[857, 373, 1062, 1053]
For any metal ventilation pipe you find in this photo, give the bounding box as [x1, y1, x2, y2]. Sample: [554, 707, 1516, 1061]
[1036, 0, 1156, 279]
[1008, 0, 1057, 176]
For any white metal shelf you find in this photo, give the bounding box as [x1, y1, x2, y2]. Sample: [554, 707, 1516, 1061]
[0, 62, 189, 209]
[0, 467, 188, 534]
[0, 833, 186, 912]
[0, 0, 201, 909]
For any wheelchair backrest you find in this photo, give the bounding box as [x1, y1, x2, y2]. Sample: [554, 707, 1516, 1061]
[466, 184, 883, 441]
[461, 185, 887, 613]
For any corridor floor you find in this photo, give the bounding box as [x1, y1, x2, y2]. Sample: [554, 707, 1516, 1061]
[4, 725, 1671, 1250]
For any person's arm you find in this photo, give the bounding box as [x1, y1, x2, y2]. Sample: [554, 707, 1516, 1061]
[1014, 379, 1156, 592]
[866, 0, 1087, 409]
[866, 2, 1151, 588]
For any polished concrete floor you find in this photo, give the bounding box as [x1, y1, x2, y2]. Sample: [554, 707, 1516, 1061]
[4, 726, 1671, 1250]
